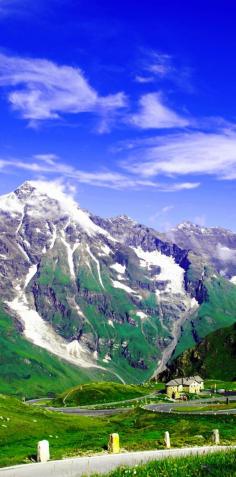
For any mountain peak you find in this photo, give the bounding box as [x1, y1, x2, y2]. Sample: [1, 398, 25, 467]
[110, 214, 137, 224]
[14, 181, 37, 199]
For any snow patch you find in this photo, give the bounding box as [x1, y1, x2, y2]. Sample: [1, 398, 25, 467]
[15, 212, 24, 235]
[133, 246, 185, 295]
[98, 244, 111, 256]
[110, 263, 126, 274]
[112, 280, 142, 299]
[6, 264, 98, 369]
[87, 245, 104, 288]
[108, 319, 114, 327]
[17, 243, 30, 262]
[61, 232, 79, 280]
[24, 264, 37, 288]
[73, 302, 85, 317]
[67, 340, 88, 359]
[230, 276, 236, 284]
[190, 297, 199, 308]
[49, 224, 57, 250]
[136, 311, 148, 319]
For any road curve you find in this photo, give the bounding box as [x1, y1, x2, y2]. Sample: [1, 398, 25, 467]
[27, 395, 236, 416]
[0, 446, 235, 477]
[47, 406, 131, 416]
[145, 396, 236, 415]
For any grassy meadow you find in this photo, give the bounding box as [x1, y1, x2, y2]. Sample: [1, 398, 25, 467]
[1, 393, 236, 468]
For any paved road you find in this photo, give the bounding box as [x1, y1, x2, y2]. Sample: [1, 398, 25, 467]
[27, 395, 236, 416]
[27, 393, 158, 409]
[47, 406, 131, 416]
[1, 446, 235, 477]
[145, 396, 236, 415]
[26, 398, 53, 404]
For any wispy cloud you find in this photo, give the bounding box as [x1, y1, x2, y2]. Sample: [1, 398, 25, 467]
[0, 154, 199, 192]
[135, 75, 155, 84]
[137, 51, 173, 81]
[149, 204, 174, 224]
[145, 51, 172, 77]
[121, 129, 236, 179]
[135, 50, 194, 92]
[128, 92, 190, 129]
[0, 53, 127, 126]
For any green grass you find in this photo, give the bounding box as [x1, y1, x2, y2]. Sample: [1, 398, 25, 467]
[175, 277, 236, 359]
[174, 403, 236, 412]
[164, 324, 236, 382]
[92, 451, 236, 477]
[1, 394, 236, 468]
[52, 382, 156, 407]
[205, 380, 236, 391]
[0, 307, 113, 399]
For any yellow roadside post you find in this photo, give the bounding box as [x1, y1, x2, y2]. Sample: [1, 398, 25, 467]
[108, 433, 120, 453]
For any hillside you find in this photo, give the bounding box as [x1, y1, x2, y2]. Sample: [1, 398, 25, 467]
[173, 277, 236, 359]
[0, 307, 110, 398]
[52, 381, 154, 407]
[160, 322, 236, 381]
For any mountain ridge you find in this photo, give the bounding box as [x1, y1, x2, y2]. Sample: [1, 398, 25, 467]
[0, 181, 236, 393]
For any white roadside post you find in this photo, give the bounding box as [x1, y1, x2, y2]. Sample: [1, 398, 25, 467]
[212, 429, 220, 445]
[37, 440, 50, 462]
[164, 431, 171, 449]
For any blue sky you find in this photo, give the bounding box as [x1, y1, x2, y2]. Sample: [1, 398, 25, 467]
[1, 0, 236, 230]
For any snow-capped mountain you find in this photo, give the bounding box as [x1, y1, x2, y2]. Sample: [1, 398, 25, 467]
[1, 181, 236, 386]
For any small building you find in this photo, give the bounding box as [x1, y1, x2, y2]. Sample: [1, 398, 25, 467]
[166, 376, 204, 399]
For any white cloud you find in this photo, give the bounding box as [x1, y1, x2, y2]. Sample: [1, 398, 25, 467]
[0, 53, 127, 123]
[162, 205, 174, 213]
[33, 154, 59, 165]
[144, 51, 172, 78]
[122, 130, 236, 179]
[149, 205, 174, 224]
[216, 244, 236, 264]
[135, 75, 155, 84]
[0, 155, 199, 192]
[136, 50, 193, 92]
[128, 92, 189, 129]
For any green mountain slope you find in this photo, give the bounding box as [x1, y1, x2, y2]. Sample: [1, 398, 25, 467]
[174, 276, 236, 358]
[0, 307, 112, 398]
[161, 322, 236, 381]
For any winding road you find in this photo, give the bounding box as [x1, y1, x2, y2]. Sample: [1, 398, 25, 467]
[27, 394, 236, 416]
[145, 396, 236, 415]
